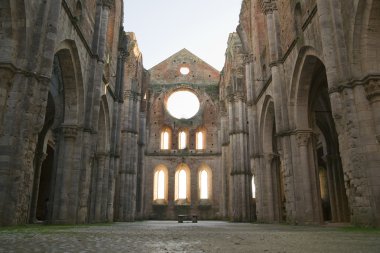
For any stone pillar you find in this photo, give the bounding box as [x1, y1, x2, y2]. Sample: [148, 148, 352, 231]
[325, 155, 338, 222]
[94, 152, 106, 221]
[363, 79, 380, 226]
[260, 0, 295, 224]
[263, 154, 275, 222]
[29, 152, 48, 223]
[316, 0, 379, 226]
[52, 125, 78, 224]
[100, 153, 110, 221]
[295, 131, 321, 224]
[106, 32, 127, 222]
[220, 109, 229, 218]
[228, 93, 252, 222]
[77, 0, 112, 224]
[118, 88, 140, 221]
[0, 0, 60, 226]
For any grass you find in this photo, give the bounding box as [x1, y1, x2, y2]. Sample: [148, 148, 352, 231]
[338, 226, 380, 234]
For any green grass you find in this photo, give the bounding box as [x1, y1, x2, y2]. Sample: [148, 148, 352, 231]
[0, 222, 113, 234]
[338, 226, 380, 234]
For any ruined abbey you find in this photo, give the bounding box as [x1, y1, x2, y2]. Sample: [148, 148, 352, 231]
[0, 0, 379, 228]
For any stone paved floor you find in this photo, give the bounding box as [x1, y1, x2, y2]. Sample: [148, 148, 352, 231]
[0, 221, 379, 253]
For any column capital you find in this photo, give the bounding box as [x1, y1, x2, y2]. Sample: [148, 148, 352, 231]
[295, 130, 312, 146]
[364, 79, 380, 102]
[226, 92, 246, 103]
[243, 54, 254, 64]
[260, 0, 277, 14]
[61, 125, 78, 139]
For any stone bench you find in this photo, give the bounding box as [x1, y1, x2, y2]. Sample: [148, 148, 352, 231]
[178, 214, 198, 223]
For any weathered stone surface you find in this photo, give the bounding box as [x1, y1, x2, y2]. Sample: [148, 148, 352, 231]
[0, 0, 379, 229]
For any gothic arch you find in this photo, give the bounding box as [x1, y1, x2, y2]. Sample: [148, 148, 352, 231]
[197, 164, 213, 202]
[153, 165, 169, 204]
[174, 163, 191, 204]
[260, 95, 275, 154]
[289, 49, 350, 223]
[97, 95, 111, 153]
[54, 39, 85, 125]
[288, 46, 324, 129]
[258, 95, 285, 222]
[352, 0, 380, 76]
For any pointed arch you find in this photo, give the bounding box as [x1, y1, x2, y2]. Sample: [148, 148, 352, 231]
[175, 163, 191, 204]
[195, 127, 206, 150]
[352, 0, 380, 76]
[288, 46, 324, 129]
[160, 126, 172, 150]
[177, 128, 189, 150]
[54, 39, 85, 125]
[153, 165, 168, 204]
[198, 164, 212, 201]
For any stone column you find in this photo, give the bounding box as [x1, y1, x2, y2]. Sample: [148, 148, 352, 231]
[77, 0, 112, 224]
[53, 125, 78, 224]
[295, 131, 321, 223]
[260, 0, 295, 224]
[94, 152, 107, 221]
[325, 155, 338, 222]
[118, 88, 140, 221]
[29, 151, 48, 223]
[263, 154, 275, 222]
[220, 108, 229, 218]
[228, 93, 252, 222]
[100, 153, 110, 221]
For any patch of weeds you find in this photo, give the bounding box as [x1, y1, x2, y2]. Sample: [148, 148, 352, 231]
[339, 226, 380, 234]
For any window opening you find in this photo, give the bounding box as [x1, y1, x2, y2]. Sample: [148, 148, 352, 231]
[196, 131, 204, 150]
[252, 176, 256, 198]
[178, 170, 187, 199]
[200, 170, 208, 199]
[161, 130, 169, 150]
[179, 131, 187, 149]
[157, 170, 165, 199]
[166, 90, 200, 119]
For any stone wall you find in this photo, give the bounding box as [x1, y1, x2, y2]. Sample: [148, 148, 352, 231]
[144, 49, 222, 220]
[223, 0, 380, 227]
[0, 0, 126, 226]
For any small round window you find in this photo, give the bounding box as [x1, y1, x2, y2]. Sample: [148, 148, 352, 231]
[166, 90, 200, 119]
[180, 67, 190, 75]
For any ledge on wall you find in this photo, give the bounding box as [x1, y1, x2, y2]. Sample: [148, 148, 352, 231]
[152, 199, 168, 206]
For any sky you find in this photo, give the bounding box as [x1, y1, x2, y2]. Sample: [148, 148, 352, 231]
[123, 0, 243, 71]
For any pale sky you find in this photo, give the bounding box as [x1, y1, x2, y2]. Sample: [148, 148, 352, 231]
[123, 0, 242, 71]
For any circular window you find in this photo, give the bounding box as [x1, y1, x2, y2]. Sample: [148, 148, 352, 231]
[166, 90, 200, 119]
[180, 67, 190, 75]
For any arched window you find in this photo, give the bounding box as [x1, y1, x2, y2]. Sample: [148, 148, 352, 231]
[153, 166, 168, 203]
[196, 130, 206, 150]
[175, 164, 190, 204]
[160, 128, 171, 150]
[157, 170, 165, 199]
[178, 170, 187, 199]
[252, 176, 256, 198]
[198, 165, 212, 203]
[178, 131, 187, 149]
[200, 170, 208, 199]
